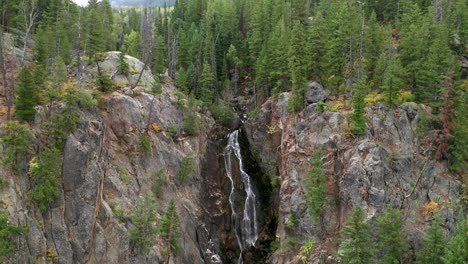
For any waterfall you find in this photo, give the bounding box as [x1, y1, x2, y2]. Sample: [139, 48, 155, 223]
[224, 130, 258, 264]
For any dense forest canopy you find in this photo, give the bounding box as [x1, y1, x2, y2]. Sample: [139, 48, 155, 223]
[0, 0, 467, 262]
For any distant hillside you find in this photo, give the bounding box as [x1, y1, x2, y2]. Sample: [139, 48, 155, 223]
[111, 0, 175, 6]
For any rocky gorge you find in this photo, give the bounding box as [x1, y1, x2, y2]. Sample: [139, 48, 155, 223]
[0, 53, 465, 264]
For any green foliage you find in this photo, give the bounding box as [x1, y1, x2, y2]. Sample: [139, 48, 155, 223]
[65, 88, 98, 109]
[0, 178, 8, 190]
[351, 81, 368, 135]
[198, 62, 214, 105]
[288, 92, 305, 113]
[285, 214, 299, 228]
[382, 54, 404, 106]
[183, 112, 202, 136]
[15, 67, 40, 121]
[153, 169, 167, 199]
[137, 134, 152, 156]
[375, 208, 407, 264]
[1, 121, 34, 172]
[299, 240, 314, 263]
[0, 213, 27, 257]
[416, 215, 446, 264]
[129, 193, 158, 253]
[210, 101, 235, 127]
[270, 175, 280, 189]
[49, 109, 81, 148]
[443, 219, 467, 264]
[151, 81, 163, 95]
[448, 81, 468, 173]
[317, 100, 326, 113]
[124, 30, 142, 58]
[280, 237, 298, 253]
[28, 147, 62, 213]
[338, 207, 373, 264]
[167, 124, 178, 138]
[118, 52, 130, 75]
[95, 74, 116, 93]
[175, 68, 190, 93]
[305, 150, 327, 222]
[159, 199, 181, 256]
[177, 155, 195, 183]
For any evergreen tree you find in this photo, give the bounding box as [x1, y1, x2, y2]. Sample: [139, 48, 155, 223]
[125, 30, 143, 59]
[338, 207, 373, 264]
[443, 219, 467, 264]
[416, 215, 447, 264]
[15, 67, 40, 121]
[382, 54, 404, 106]
[160, 199, 181, 260]
[308, 11, 326, 81]
[28, 147, 62, 213]
[86, 0, 105, 58]
[129, 194, 158, 253]
[364, 11, 386, 84]
[375, 208, 408, 264]
[0, 213, 27, 257]
[0, 121, 33, 172]
[288, 20, 308, 112]
[118, 52, 130, 75]
[351, 80, 368, 135]
[198, 62, 214, 104]
[305, 150, 327, 222]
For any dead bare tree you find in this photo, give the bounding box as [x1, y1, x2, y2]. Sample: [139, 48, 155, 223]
[19, 0, 39, 66]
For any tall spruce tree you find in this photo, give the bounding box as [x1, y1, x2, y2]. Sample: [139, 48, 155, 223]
[443, 219, 467, 264]
[375, 208, 408, 264]
[15, 67, 40, 121]
[416, 215, 447, 264]
[338, 206, 373, 264]
[288, 20, 308, 112]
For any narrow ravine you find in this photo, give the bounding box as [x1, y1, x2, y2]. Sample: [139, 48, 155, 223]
[224, 130, 258, 264]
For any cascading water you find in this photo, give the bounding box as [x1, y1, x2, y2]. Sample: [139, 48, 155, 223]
[224, 130, 258, 264]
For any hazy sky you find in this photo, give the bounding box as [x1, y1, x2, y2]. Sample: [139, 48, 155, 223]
[72, 0, 89, 6]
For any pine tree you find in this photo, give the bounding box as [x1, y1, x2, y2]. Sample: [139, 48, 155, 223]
[375, 208, 408, 264]
[160, 199, 181, 262]
[382, 54, 404, 106]
[416, 215, 447, 264]
[305, 150, 327, 222]
[443, 219, 467, 264]
[198, 62, 214, 104]
[308, 11, 326, 81]
[28, 147, 62, 213]
[351, 80, 368, 135]
[0, 121, 33, 172]
[86, 0, 105, 58]
[125, 30, 143, 59]
[288, 20, 308, 112]
[338, 207, 373, 264]
[364, 11, 386, 84]
[0, 213, 27, 257]
[129, 194, 158, 253]
[15, 67, 40, 121]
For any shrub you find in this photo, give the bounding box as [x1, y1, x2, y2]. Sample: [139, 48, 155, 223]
[1, 121, 34, 172]
[159, 199, 181, 256]
[364, 91, 385, 105]
[118, 52, 130, 75]
[183, 113, 202, 136]
[28, 147, 62, 213]
[299, 240, 314, 263]
[167, 124, 178, 138]
[305, 150, 327, 222]
[0, 213, 27, 257]
[65, 88, 98, 109]
[288, 92, 304, 113]
[151, 81, 163, 95]
[129, 193, 158, 253]
[95, 74, 116, 93]
[280, 237, 298, 253]
[49, 110, 81, 148]
[210, 101, 235, 127]
[154, 169, 167, 198]
[137, 134, 152, 156]
[285, 214, 298, 228]
[177, 155, 195, 183]
[397, 91, 414, 104]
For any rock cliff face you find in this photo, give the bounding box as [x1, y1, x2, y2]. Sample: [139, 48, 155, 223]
[244, 93, 462, 263]
[0, 53, 463, 264]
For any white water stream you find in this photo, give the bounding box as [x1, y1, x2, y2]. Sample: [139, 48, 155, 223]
[224, 130, 258, 264]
